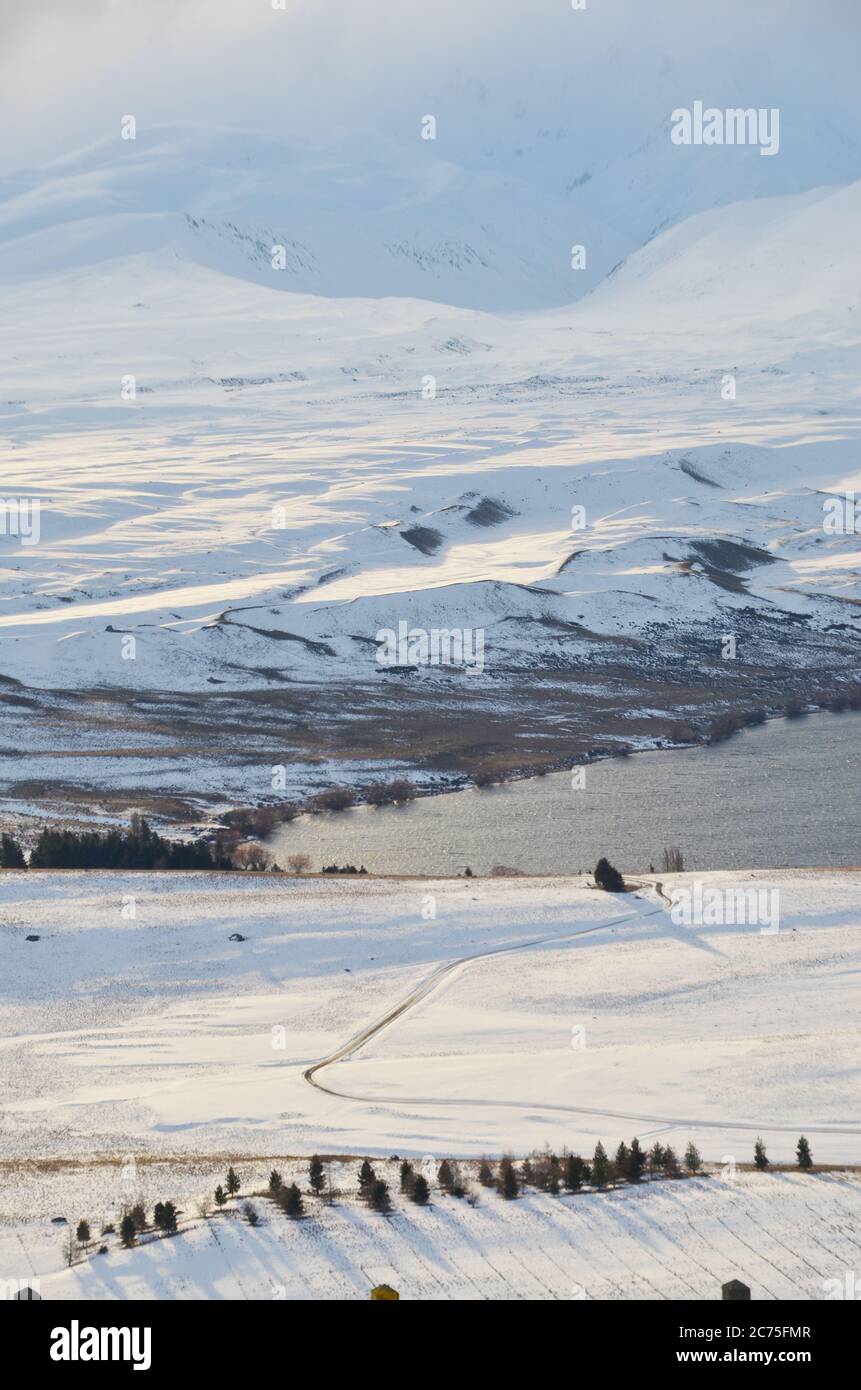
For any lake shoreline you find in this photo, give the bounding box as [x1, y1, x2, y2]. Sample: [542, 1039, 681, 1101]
[266, 708, 861, 877]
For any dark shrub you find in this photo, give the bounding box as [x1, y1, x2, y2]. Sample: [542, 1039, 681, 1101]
[368, 1179, 392, 1213]
[312, 787, 357, 813]
[411, 1175, 430, 1205]
[707, 712, 745, 743]
[594, 857, 625, 892]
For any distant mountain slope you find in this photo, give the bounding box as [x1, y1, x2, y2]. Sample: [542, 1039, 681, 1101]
[1, 174, 859, 431]
[1, 82, 860, 310]
[574, 181, 861, 330]
[1, 130, 859, 815]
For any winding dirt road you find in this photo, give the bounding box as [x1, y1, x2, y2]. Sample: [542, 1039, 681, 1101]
[304, 895, 659, 1093]
[303, 884, 861, 1140]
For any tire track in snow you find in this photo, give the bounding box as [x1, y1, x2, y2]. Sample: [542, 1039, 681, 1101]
[303, 891, 861, 1139]
[304, 897, 658, 1095]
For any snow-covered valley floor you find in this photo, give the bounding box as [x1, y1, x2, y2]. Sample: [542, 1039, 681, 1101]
[0, 867, 859, 1298]
[2, 869, 858, 1165]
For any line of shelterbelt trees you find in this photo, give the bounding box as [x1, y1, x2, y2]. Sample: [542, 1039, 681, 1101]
[0, 817, 234, 871]
[210, 1134, 816, 1222]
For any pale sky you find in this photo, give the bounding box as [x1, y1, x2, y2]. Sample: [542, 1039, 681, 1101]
[1, 0, 856, 174]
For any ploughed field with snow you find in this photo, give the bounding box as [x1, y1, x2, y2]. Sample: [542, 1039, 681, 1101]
[7, 1169, 861, 1302]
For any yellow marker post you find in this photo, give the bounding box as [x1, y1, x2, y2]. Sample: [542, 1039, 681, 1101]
[370, 1284, 399, 1301]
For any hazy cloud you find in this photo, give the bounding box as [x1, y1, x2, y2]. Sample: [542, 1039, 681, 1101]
[1, 0, 858, 173]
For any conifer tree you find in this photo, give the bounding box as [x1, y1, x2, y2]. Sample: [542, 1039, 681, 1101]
[309, 1155, 325, 1195]
[400, 1160, 415, 1194]
[663, 1144, 681, 1177]
[684, 1141, 702, 1174]
[369, 1178, 391, 1213]
[437, 1159, 454, 1194]
[214, 1185, 227, 1207]
[282, 1183, 304, 1218]
[478, 1160, 495, 1187]
[0, 832, 25, 868]
[120, 1215, 136, 1248]
[226, 1166, 240, 1196]
[564, 1154, 587, 1191]
[796, 1136, 813, 1170]
[499, 1156, 519, 1200]
[268, 1169, 283, 1195]
[648, 1142, 665, 1179]
[411, 1174, 430, 1205]
[594, 857, 625, 892]
[76, 1220, 90, 1245]
[627, 1137, 646, 1182]
[591, 1142, 610, 1188]
[754, 1137, 769, 1170]
[358, 1159, 375, 1196]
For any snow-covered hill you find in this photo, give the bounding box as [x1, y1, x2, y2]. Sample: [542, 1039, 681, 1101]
[1, 2, 860, 818]
[2, 2, 861, 308]
[1, 181, 859, 697]
[0, 179, 859, 820]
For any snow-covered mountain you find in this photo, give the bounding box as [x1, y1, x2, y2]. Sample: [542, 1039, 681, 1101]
[1, 1, 860, 819]
[2, 0, 861, 309]
[2, 179, 859, 670]
[2, 100, 860, 311]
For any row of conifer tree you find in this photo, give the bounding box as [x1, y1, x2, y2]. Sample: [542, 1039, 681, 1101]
[234, 1137, 817, 1220]
[72, 1136, 818, 1262]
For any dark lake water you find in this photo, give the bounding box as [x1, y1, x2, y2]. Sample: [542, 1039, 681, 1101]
[270, 711, 861, 876]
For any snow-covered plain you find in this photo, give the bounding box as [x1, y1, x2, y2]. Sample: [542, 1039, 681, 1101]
[1, 868, 859, 1298]
[1, 870, 858, 1170]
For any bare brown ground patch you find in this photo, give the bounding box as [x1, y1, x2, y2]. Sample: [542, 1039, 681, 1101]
[2, 629, 859, 830]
